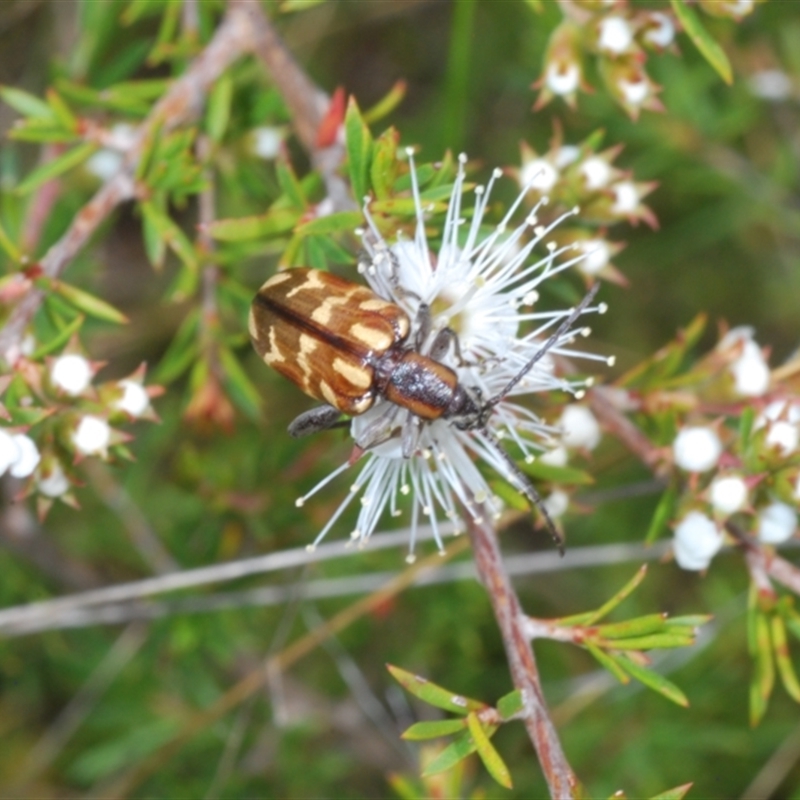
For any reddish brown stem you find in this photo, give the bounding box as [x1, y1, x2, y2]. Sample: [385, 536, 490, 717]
[467, 513, 578, 799]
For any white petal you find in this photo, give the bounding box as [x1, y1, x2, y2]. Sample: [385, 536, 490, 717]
[598, 16, 633, 54]
[9, 434, 40, 478]
[757, 502, 797, 544]
[72, 416, 111, 455]
[560, 404, 601, 450]
[38, 463, 69, 497]
[115, 380, 150, 417]
[674, 511, 723, 571]
[673, 427, 722, 472]
[0, 429, 21, 476]
[709, 475, 747, 515]
[51, 354, 92, 396]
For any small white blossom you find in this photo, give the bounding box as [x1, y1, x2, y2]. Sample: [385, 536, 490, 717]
[72, 415, 111, 456]
[251, 126, 284, 159]
[540, 445, 569, 467]
[293, 152, 604, 557]
[674, 511, 724, 571]
[709, 475, 748, 515]
[0, 430, 21, 476]
[555, 146, 581, 169]
[673, 426, 722, 472]
[545, 62, 580, 97]
[576, 239, 611, 276]
[643, 12, 675, 48]
[521, 158, 558, 192]
[598, 16, 633, 55]
[115, 380, 150, 417]
[749, 70, 793, 101]
[38, 462, 69, 497]
[85, 150, 123, 181]
[618, 77, 649, 107]
[611, 181, 640, 215]
[757, 501, 797, 545]
[51, 354, 92, 396]
[758, 400, 800, 455]
[9, 434, 40, 478]
[560, 405, 601, 450]
[580, 156, 613, 190]
[543, 490, 570, 519]
[730, 341, 770, 397]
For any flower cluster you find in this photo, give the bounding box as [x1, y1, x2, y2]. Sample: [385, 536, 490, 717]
[294, 152, 609, 560]
[533, 0, 760, 118]
[1, 345, 159, 514]
[513, 131, 657, 285]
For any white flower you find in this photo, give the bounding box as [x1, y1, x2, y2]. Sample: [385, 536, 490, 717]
[0, 429, 21, 476]
[674, 511, 724, 571]
[560, 404, 601, 450]
[757, 501, 797, 544]
[86, 149, 123, 182]
[673, 426, 722, 472]
[709, 475, 747, 515]
[576, 239, 611, 276]
[543, 490, 569, 519]
[611, 181, 640, 215]
[294, 152, 605, 559]
[9, 434, 40, 478]
[643, 12, 675, 49]
[757, 400, 800, 455]
[251, 126, 284, 159]
[730, 341, 769, 397]
[540, 445, 569, 467]
[749, 70, 793, 101]
[618, 77, 649, 107]
[51, 354, 92, 396]
[521, 158, 559, 192]
[544, 62, 580, 97]
[555, 146, 581, 169]
[580, 157, 613, 190]
[597, 16, 633, 55]
[115, 380, 150, 417]
[72, 415, 111, 456]
[38, 462, 69, 497]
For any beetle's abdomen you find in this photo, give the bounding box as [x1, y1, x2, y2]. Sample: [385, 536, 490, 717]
[385, 353, 458, 421]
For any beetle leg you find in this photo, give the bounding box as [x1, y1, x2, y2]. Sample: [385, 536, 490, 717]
[414, 303, 432, 350]
[428, 327, 464, 364]
[354, 404, 403, 451]
[287, 404, 343, 438]
[401, 412, 422, 458]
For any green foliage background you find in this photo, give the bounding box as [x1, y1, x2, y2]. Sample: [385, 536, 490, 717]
[1, 1, 799, 797]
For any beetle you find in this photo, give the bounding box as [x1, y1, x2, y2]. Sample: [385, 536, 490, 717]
[249, 266, 598, 549]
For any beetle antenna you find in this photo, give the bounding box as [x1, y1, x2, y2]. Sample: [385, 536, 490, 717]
[488, 283, 600, 407]
[481, 428, 565, 554]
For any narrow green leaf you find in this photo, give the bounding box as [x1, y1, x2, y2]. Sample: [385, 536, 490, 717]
[153, 310, 200, 383]
[0, 219, 21, 262]
[771, 614, 800, 703]
[206, 73, 233, 143]
[738, 405, 756, 450]
[296, 211, 363, 237]
[8, 125, 80, 144]
[752, 612, 775, 724]
[586, 643, 630, 684]
[280, 0, 329, 10]
[584, 566, 649, 626]
[600, 633, 696, 651]
[363, 82, 407, 125]
[0, 86, 54, 119]
[386, 664, 486, 716]
[648, 784, 694, 800]
[139, 202, 197, 270]
[645, 483, 678, 545]
[466, 713, 511, 789]
[16, 142, 98, 195]
[496, 689, 524, 721]
[671, 0, 733, 84]
[275, 159, 306, 210]
[206, 208, 299, 242]
[401, 720, 466, 740]
[45, 89, 78, 131]
[596, 614, 668, 640]
[345, 96, 373, 202]
[31, 314, 85, 360]
[369, 197, 447, 217]
[422, 730, 477, 777]
[668, 615, 712, 628]
[617, 654, 690, 707]
[369, 128, 400, 201]
[521, 460, 595, 486]
[219, 345, 261, 420]
[50, 281, 128, 324]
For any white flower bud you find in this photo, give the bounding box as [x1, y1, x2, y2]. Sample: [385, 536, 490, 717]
[673, 426, 722, 472]
[674, 511, 724, 571]
[38, 462, 69, 497]
[709, 475, 748, 515]
[521, 158, 558, 192]
[758, 400, 800, 455]
[643, 12, 675, 48]
[618, 77, 648, 106]
[560, 405, 601, 450]
[540, 445, 569, 467]
[72, 415, 111, 456]
[598, 16, 633, 54]
[730, 341, 770, 397]
[555, 145, 581, 169]
[757, 502, 797, 545]
[749, 70, 793, 101]
[543, 490, 569, 519]
[0, 430, 21, 476]
[251, 126, 284, 159]
[577, 239, 611, 276]
[51, 354, 92, 396]
[580, 156, 612, 190]
[115, 380, 150, 417]
[611, 181, 639, 214]
[9, 434, 40, 478]
[545, 63, 580, 97]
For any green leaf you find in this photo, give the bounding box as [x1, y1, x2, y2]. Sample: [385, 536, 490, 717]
[206, 208, 299, 242]
[751, 611, 775, 725]
[0, 86, 54, 119]
[422, 730, 477, 777]
[139, 201, 198, 270]
[772, 613, 800, 703]
[0, 219, 21, 262]
[16, 142, 98, 195]
[597, 614, 668, 640]
[645, 483, 678, 545]
[345, 96, 373, 202]
[369, 127, 400, 201]
[206, 73, 233, 143]
[586, 643, 631, 684]
[219, 345, 261, 421]
[275, 159, 307, 210]
[296, 211, 363, 237]
[521, 460, 594, 486]
[50, 281, 128, 324]
[153, 309, 200, 383]
[401, 720, 466, 740]
[648, 784, 694, 800]
[386, 664, 486, 716]
[280, 0, 329, 10]
[8, 125, 80, 144]
[671, 0, 733, 84]
[600, 633, 696, 651]
[45, 89, 78, 131]
[466, 713, 511, 789]
[363, 82, 407, 125]
[618, 654, 690, 707]
[583, 566, 649, 626]
[31, 315, 85, 360]
[496, 689, 524, 720]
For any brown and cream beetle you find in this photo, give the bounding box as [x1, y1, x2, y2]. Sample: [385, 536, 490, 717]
[249, 266, 598, 549]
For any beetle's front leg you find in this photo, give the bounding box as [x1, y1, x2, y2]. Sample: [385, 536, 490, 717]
[428, 327, 464, 363]
[287, 404, 343, 438]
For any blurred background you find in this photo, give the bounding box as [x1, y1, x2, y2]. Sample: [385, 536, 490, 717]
[1, 0, 799, 796]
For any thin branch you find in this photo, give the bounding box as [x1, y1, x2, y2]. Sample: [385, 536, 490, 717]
[467, 513, 577, 799]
